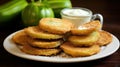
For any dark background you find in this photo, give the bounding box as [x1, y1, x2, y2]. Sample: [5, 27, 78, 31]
[71, 0, 120, 40]
[0, 0, 120, 67]
[0, 0, 120, 33]
[71, 0, 120, 25]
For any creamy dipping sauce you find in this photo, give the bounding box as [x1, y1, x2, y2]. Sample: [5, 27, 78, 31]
[62, 9, 90, 17]
[61, 7, 92, 28]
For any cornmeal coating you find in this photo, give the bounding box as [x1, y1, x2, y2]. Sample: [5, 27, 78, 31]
[71, 20, 101, 35]
[27, 37, 63, 48]
[60, 42, 100, 57]
[39, 18, 74, 34]
[21, 44, 61, 56]
[12, 30, 29, 46]
[95, 30, 112, 46]
[68, 31, 100, 46]
[25, 26, 63, 39]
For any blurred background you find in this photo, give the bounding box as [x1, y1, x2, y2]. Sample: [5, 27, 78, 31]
[0, 0, 120, 23]
[0, 0, 120, 26]
[0, 0, 120, 36]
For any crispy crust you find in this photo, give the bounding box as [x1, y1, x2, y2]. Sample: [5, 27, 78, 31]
[21, 44, 61, 56]
[39, 18, 74, 34]
[27, 37, 63, 48]
[60, 42, 100, 57]
[25, 26, 63, 39]
[12, 29, 29, 46]
[95, 30, 113, 46]
[71, 20, 101, 35]
[68, 31, 100, 46]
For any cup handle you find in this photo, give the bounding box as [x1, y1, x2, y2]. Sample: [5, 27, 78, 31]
[92, 14, 103, 29]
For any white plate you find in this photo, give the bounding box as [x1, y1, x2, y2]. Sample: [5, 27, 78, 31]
[3, 30, 120, 63]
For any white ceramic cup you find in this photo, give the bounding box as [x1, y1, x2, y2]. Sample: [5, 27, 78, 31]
[60, 7, 103, 28]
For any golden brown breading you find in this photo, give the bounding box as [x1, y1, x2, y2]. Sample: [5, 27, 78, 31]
[12, 30, 29, 46]
[95, 30, 112, 46]
[25, 26, 63, 39]
[71, 20, 101, 35]
[68, 31, 100, 47]
[27, 37, 63, 48]
[60, 42, 100, 57]
[39, 18, 74, 34]
[21, 44, 61, 56]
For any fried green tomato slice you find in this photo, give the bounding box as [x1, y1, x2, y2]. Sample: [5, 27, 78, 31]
[71, 20, 102, 35]
[68, 31, 100, 46]
[39, 18, 74, 34]
[60, 42, 100, 57]
[12, 29, 29, 46]
[25, 26, 63, 39]
[95, 30, 112, 46]
[21, 44, 61, 56]
[27, 37, 63, 48]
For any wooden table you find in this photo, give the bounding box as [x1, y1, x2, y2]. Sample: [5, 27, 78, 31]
[0, 0, 120, 67]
